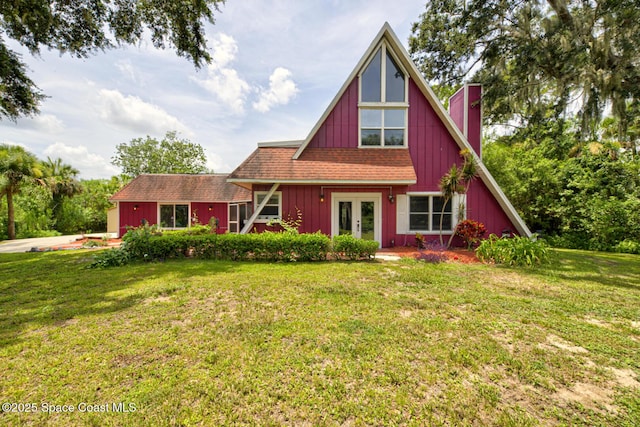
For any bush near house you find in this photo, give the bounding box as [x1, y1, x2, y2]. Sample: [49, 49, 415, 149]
[476, 234, 551, 267]
[90, 225, 379, 267]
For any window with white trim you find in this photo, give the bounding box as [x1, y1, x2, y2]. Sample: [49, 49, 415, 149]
[160, 204, 189, 228]
[359, 43, 408, 147]
[255, 191, 281, 222]
[408, 195, 452, 232]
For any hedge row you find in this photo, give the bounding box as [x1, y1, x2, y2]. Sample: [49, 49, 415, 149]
[90, 226, 380, 267]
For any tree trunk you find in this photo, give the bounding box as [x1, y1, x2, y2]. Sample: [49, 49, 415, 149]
[7, 190, 15, 240]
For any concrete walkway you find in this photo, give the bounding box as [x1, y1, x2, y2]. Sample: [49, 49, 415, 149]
[0, 233, 116, 254]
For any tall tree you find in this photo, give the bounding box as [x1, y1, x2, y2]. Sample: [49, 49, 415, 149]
[409, 0, 640, 147]
[0, 0, 225, 121]
[112, 131, 209, 178]
[0, 144, 41, 239]
[41, 157, 82, 230]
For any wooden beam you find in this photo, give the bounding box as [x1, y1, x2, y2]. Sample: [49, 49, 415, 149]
[240, 183, 280, 234]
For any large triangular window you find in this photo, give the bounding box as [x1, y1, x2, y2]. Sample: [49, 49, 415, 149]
[359, 43, 408, 147]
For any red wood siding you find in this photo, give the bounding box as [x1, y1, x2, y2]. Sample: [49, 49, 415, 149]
[407, 79, 462, 192]
[466, 180, 517, 237]
[449, 85, 482, 157]
[307, 80, 359, 149]
[191, 202, 228, 234]
[252, 184, 399, 247]
[118, 202, 157, 237]
[466, 85, 482, 157]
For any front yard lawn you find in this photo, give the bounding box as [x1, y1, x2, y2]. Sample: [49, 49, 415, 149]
[0, 250, 639, 426]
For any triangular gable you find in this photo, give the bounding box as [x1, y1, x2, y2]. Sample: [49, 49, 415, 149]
[293, 22, 530, 237]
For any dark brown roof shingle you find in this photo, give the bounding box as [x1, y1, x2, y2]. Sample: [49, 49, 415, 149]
[110, 174, 251, 202]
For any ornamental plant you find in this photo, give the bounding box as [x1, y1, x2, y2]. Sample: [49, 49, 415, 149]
[455, 219, 486, 250]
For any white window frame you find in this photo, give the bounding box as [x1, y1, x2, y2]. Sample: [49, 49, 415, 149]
[254, 191, 282, 223]
[228, 202, 250, 233]
[358, 41, 409, 148]
[406, 193, 458, 234]
[158, 202, 190, 229]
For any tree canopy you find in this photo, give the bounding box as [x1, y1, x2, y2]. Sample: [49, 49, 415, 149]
[409, 0, 640, 151]
[0, 144, 42, 239]
[0, 0, 225, 120]
[112, 131, 209, 178]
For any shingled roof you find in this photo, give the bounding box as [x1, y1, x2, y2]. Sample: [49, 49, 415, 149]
[227, 147, 417, 184]
[110, 174, 251, 202]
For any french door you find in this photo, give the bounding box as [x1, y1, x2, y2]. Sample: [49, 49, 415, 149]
[332, 193, 381, 245]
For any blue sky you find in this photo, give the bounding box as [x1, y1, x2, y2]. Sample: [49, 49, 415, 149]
[1, 0, 427, 179]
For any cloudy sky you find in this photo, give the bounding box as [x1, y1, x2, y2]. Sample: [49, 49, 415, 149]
[1, 0, 427, 179]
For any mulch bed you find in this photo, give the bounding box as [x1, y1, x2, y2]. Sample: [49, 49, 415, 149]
[377, 246, 481, 263]
[38, 236, 123, 252]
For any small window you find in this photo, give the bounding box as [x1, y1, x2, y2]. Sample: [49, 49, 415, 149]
[255, 192, 281, 221]
[360, 109, 405, 146]
[408, 195, 452, 232]
[160, 204, 189, 228]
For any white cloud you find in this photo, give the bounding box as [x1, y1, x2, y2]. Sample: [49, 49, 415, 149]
[43, 142, 120, 178]
[192, 33, 251, 115]
[253, 67, 298, 113]
[211, 33, 239, 68]
[98, 89, 190, 135]
[10, 114, 65, 134]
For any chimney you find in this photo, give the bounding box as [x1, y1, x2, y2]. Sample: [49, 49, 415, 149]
[449, 84, 482, 158]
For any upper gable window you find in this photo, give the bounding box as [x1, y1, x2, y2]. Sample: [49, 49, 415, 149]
[361, 47, 406, 103]
[359, 43, 408, 147]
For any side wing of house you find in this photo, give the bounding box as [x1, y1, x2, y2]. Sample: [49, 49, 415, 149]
[110, 174, 252, 237]
[228, 23, 530, 247]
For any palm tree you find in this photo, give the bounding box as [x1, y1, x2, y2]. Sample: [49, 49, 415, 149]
[41, 157, 82, 230]
[438, 164, 462, 247]
[0, 144, 41, 239]
[438, 150, 479, 247]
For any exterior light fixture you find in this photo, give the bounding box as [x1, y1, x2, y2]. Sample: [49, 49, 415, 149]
[320, 193, 325, 203]
[133, 204, 139, 211]
[388, 193, 394, 203]
[208, 205, 213, 211]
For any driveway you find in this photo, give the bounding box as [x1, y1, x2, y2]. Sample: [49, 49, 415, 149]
[0, 234, 117, 254]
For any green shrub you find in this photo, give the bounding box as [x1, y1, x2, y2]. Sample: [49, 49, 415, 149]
[120, 223, 162, 260]
[613, 239, 640, 255]
[91, 225, 378, 267]
[476, 234, 551, 267]
[332, 234, 379, 260]
[88, 248, 130, 268]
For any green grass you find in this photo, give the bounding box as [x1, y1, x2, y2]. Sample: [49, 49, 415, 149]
[0, 249, 639, 426]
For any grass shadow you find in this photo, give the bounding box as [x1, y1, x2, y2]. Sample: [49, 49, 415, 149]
[0, 251, 237, 349]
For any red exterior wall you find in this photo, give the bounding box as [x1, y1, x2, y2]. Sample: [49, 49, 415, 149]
[407, 79, 463, 192]
[466, 85, 482, 157]
[252, 184, 399, 247]
[449, 85, 482, 157]
[191, 202, 228, 234]
[466, 180, 517, 237]
[118, 202, 157, 236]
[307, 80, 359, 149]
[117, 201, 230, 236]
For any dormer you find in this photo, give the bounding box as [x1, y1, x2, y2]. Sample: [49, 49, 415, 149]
[358, 41, 409, 148]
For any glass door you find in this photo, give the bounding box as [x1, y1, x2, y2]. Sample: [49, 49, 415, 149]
[333, 194, 380, 244]
[359, 201, 375, 240]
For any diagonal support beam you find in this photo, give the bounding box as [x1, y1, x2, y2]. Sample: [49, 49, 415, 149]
[240, 183, 280, 234]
